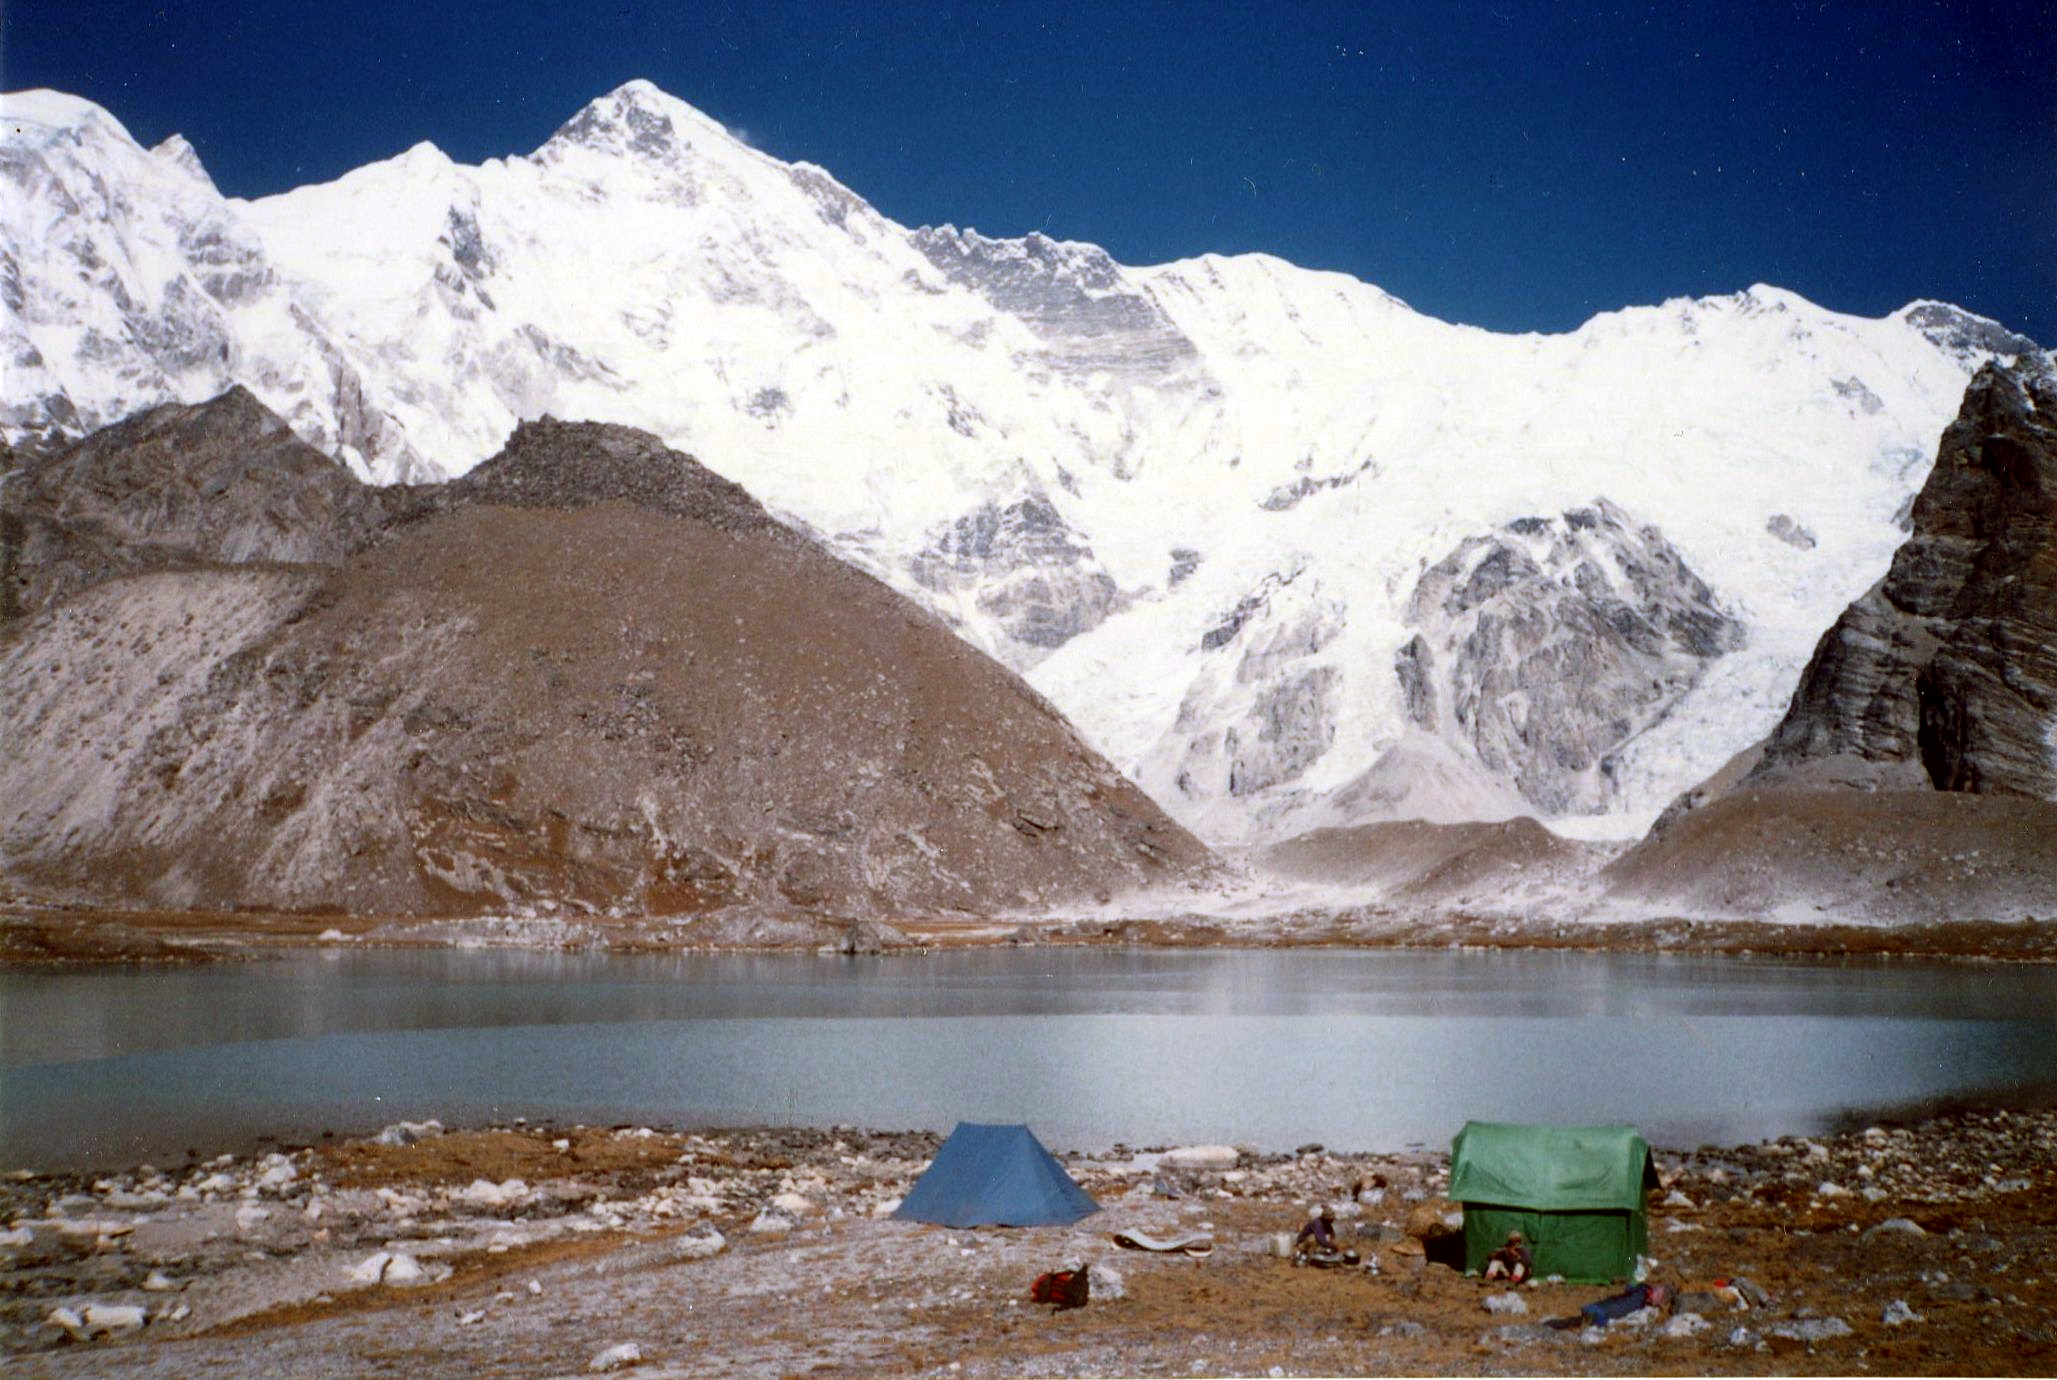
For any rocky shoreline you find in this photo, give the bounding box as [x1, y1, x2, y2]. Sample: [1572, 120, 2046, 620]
[4, 1108, 2051, 1376]
[8, 902, 2057, 967]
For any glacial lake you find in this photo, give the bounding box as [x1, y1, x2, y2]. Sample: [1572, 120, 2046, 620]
[4, 947, 2055, 1169]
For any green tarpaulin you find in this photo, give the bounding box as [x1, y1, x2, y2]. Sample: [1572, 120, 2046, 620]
[1448, 1122, 1656, 1283]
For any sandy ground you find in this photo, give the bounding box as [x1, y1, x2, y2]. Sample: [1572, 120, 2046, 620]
[3, 1109, 2052, 1377]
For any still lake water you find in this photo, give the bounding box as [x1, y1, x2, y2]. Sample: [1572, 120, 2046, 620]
[4, 947, 2054, 1168]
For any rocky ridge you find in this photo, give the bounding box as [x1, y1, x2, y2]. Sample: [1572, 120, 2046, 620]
[0, 390, 1213, 919]
[1602, 358, 2057, 922]
[1746, 358, 2057, 797]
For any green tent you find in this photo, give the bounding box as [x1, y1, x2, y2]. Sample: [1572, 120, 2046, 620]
[1448, 1121, 1657, 1284]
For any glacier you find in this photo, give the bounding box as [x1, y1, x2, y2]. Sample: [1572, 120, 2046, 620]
[2, 79, 2041, 842]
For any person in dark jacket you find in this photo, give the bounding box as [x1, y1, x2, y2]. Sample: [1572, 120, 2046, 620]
[1483, 1229, 1531, 1283]
[1293, 1206, 1359, 1267]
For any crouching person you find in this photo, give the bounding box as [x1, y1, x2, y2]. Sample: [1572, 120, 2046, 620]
[1483, 1229, 1531, 1284]
[1292, 1207, 1359, 1268]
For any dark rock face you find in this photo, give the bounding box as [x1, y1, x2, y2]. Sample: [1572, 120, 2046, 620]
[1, 386, 386, 622]
[1400, 500, 1744, 816]
[1749, 359, 2057, 797]
[908, 225, 1199, 377]
[1901, 303, 2042, 364]
[0, 390, 1215, 918]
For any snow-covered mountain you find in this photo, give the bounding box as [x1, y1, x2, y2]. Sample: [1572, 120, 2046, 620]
[3, 80, 2041, 842]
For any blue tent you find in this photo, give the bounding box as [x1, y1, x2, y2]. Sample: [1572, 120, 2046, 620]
[893, 1123, 1100, 1228]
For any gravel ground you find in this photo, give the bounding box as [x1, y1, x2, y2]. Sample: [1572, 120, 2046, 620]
[3, 1109, 2053, 1377]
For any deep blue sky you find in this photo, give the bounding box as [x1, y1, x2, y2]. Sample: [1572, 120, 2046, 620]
[8, 1, 2053, 341]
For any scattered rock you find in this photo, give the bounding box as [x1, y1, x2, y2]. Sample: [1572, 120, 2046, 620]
[1730, 1276, 1772, 1308]
[1882, 1299, 1924, 1327]
[375, 1120, 445, 1148]
[748, 1208, 796, 1236]
[1663, 1312, 1711, 1338]
[673, 1224, 726, 1261]
[1161, 1146, 1240, 1171]
[46, 1303, 148, 1341]
[345, 1250, 429, 1286]
[1482, 1292, 1529, 1316]
[590, 1341, 643, 1372]
[1769, 1316, 1853, 1343]
[455, 1178, 530, 1210]
[1864, 1217, 1928, 1242]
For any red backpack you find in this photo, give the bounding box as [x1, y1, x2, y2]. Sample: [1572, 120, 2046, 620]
[1030, 1264, 1090, 1309]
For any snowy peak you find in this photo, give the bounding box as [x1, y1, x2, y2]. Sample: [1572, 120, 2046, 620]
[539, 79, 746, 162]
[1, 88, 126, 140]
[4, 82, 2045, 845]
[148, 133, 218, 192]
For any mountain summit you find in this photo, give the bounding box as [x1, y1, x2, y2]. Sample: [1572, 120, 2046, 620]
[1, 83, 2042, 842]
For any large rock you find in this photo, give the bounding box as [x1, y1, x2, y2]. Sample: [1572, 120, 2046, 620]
[1611, 359, 2057, 921]
[1744, 359, 2057, 797]
[0, 393, 1215, 919]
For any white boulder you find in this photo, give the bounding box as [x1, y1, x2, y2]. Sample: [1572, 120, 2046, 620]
[590, 1341, 643, 1372]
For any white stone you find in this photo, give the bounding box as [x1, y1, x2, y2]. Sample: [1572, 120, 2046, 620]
[0, 1226, 31, 1248]
[1162, 1145, 1241, 1171]
[1661, 1189, 1695, 1208]
[1093, 1262, 1126, 1300]
[590, 1341, 643, 1372]
[749, 1208, 796, 1235]
[674, 1224, 726, 1261]
[50, 1303, 148, 1340]
[1882, 1299, 1923, 1327]
[528, 1279, 543, 1296]
[141, 1269, 179, 1292]
[456, 1178, 531, 1209]
[1663, 1312, 1711, 1338]
[381, 1253, 426, 1286]
[871, 1196, 902, 1218]
[374, 1120, 444, 1147]
[255, 1154, 297, 1191]
[770, 1192, 817, 1217]
[1482, 1292, 1528, 1315]
[1817, 1181, 1850, 1198]
[1864, 1217, 1928, 1241]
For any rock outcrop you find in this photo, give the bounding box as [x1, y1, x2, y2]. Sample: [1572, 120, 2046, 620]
[0, 392, 1215, 919]
[1, 387, 394, 622]
[1397, 500, 1745, 816]
[1611, 359, 2057, 923]
[1745, 358, 2057, 798]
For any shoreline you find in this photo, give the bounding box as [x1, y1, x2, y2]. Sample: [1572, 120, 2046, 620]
[9, 903, 2057, 966]
[4, 1107, 2052, 1375]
